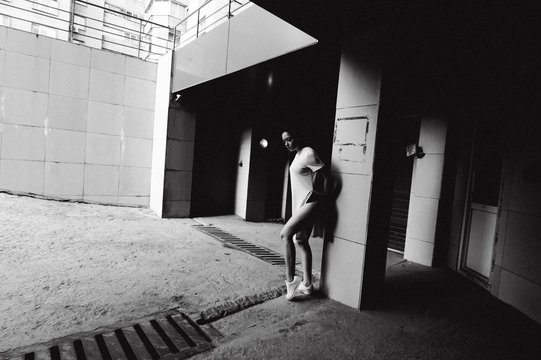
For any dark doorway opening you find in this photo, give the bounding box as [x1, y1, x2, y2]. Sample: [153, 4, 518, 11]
[180, 42, 340, 220]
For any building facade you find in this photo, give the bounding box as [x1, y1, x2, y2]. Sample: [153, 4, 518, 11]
[1, 0, 540, 326]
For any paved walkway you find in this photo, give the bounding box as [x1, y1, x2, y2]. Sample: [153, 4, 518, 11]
[191, 216, 541, 360]
[1, 195, 540, 359]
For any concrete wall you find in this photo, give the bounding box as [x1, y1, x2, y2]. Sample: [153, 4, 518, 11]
[0, 26, 157, 206]
[491, 136, 541, 323]
[320, 29, 384, 308]
[446, 118, 541, 323]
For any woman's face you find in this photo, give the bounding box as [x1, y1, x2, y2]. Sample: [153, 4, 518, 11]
[281, 132, 297, 152]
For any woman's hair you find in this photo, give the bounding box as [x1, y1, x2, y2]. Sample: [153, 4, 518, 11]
[282, 126, 306, 147]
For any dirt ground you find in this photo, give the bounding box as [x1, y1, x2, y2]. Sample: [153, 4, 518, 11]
[0, 192, 284, 353]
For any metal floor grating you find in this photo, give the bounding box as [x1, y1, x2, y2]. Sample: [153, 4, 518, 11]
[193, 225, 288, 266]
[4, 312, 216, 360]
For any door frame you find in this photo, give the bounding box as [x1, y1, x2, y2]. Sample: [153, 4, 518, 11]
[457, 119, 502, 288]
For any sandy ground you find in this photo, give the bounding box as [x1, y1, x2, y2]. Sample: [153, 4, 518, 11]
[0, 192, 285, 353]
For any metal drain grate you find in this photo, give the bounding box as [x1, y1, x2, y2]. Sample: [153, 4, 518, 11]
[193, 225, 288, 266]
[5, 312, 215, 360]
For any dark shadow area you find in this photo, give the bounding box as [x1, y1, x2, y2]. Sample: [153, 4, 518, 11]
[181, 38, 340, 218]
[380, 262, 541, 359]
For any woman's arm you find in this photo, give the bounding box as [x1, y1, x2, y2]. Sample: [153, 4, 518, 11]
[313, 166, 332, 197]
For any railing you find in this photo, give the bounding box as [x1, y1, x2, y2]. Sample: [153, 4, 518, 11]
[173, 0, 251, 50]
[0, 0, 177, 62]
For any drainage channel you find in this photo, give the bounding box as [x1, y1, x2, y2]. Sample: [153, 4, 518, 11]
[3, 312, 217, 360]
[193, 225, 290, 266]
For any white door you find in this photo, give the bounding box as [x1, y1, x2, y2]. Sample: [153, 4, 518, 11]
[465, 203, 497, 277]
[462, 119, 503, 280]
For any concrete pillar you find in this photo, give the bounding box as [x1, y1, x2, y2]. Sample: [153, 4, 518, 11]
[235, 128, 252, 218]
[150, 52, 172, 217]
[320, 28, 384, 309]
[163, 105, 196, 217]
[404, 117, 448, 266]
[150, 52, 196, 218]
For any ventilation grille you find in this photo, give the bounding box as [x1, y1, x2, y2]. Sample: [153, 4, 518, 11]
[5, 313, 214, 360]
[193, 225, 289, 266]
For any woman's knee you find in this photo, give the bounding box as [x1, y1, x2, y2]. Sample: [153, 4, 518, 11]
[280, 228, 293, 242]
[296, 238, 310, 249]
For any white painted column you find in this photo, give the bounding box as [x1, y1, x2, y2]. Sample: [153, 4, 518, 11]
[150, 52, 172, 217]
[234, 128, 252, 218]
[320, 29, 384, 308]
[404, 117, 448, 266]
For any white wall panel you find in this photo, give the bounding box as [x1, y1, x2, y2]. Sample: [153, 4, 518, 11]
[0, 159, 44, 193]
[335, 28, 383, 109]
[411, 154, 445, 198]
[1, 124, 45, 161]
[87, 101, 123, 135]
[0, 50, 5, 85]
[404, 237, 434, 267]
[124, 77, 156, 110]
[89, 70, 125, 105]
[91, 48, 125, 74]
[126, 57, 157, 81]
[1, 88, 48, 127]
[119, 196, 149, 207]
[123, 107, 154, 139]
[44, 162, 84, 198]
[321, 238, 365, 308]
[4, 53, 49, 93]
[419, 117, 447, 154]
[83, 164, 120, 196]
[119, 166, 151, 196]
[46, 129, 85, 163]
[85, 133, 121, 166]
[51, 39, 91, 67]
[405, 196, 439, 243]
[48, 95, 88, 131]
[0, 29, 156, 207]
[502, 212, 541, 284]
[122, 137, 153, 168]
[7, 28, 51, 59]
[0, 27, 6, 49]
[50, 61, 90, 99]
[499, 269, 541, 324]
[333, 173, 372, 244]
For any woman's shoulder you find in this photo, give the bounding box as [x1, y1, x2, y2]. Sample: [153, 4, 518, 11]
[300, 146, 317, 154]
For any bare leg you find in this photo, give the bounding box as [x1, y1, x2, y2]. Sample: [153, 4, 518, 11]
[280, 202, 319, 282]
[284, 237, 296, 282]
[297, 240, 312, 285]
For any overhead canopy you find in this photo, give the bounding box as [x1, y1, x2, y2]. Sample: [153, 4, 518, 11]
[172, 3, 318, 92]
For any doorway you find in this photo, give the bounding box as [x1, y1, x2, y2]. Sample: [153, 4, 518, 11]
[461, 118, 504, 283]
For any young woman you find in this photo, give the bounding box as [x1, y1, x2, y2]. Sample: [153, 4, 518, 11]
[281, 129, 330, 300]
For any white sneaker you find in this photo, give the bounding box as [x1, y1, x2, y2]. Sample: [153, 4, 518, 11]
[285, 276, 302, 301]
[298, 281, 314, 295]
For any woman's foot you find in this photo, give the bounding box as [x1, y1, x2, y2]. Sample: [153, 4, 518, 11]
[285, 276, 302, 300]
[298, 281, 314, 295]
